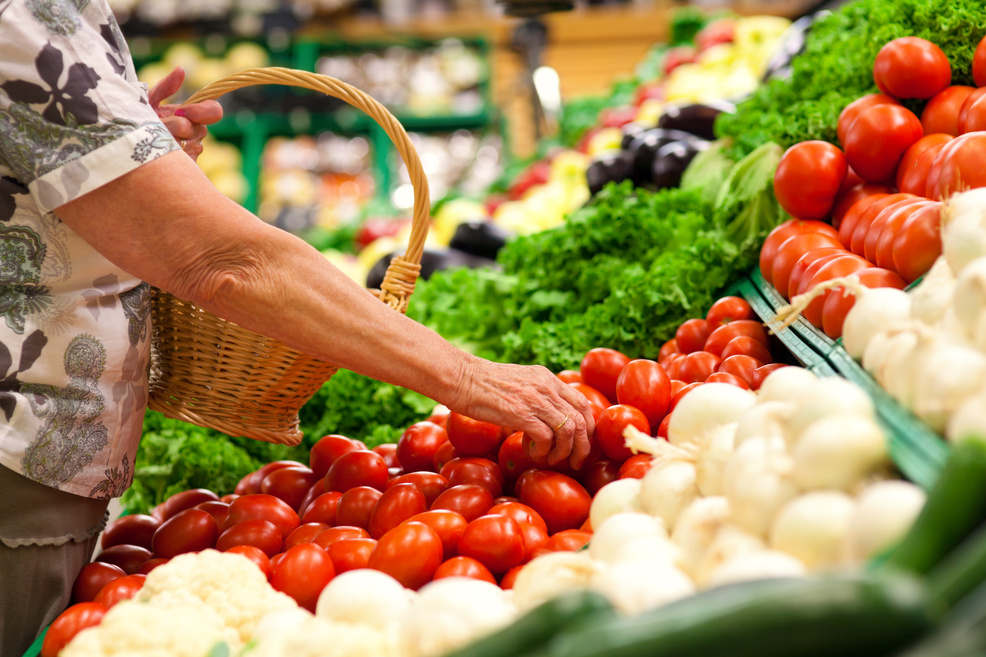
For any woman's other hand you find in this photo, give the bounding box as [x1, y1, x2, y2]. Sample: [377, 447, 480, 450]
[147, 66, 223, 162]
[449, 359, 595, 470]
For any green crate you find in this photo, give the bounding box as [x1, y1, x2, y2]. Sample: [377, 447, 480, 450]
[748, 268, 841, 359]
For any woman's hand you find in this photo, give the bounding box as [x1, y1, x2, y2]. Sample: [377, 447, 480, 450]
[147, 66, 223, 162]
[448, 359, 595, 469]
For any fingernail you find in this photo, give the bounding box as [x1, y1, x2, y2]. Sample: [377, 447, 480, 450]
[174, 109, 187, 117]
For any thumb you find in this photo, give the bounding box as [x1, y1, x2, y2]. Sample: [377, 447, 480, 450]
[147, 66, 186, 111]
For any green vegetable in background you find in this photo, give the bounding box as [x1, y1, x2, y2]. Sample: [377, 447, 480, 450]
[713, 142, 787, 255]
[716, 0, 986, 157]
[679, 140, 737, 207]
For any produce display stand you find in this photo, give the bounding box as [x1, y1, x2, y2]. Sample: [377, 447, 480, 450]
[746, 268, 950, 491]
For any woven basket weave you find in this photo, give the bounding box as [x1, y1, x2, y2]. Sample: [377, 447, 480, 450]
[147, 67, 430, 446]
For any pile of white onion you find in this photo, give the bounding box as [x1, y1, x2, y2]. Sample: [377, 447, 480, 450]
[510, 372, 926, 618]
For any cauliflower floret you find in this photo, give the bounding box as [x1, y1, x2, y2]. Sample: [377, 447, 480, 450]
[61, 600, 237, 657]
[138, 549, 297, 642]
[248, 616, 407, 657]
[400, 577, 518, 657]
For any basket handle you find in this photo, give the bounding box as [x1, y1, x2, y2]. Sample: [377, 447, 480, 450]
[182, 67, 430, 313]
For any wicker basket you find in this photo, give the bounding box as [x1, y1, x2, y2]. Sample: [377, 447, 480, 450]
[147, 67, 431, 446]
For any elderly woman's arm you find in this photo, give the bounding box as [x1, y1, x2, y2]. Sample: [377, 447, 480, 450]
[55, 150, 593, 466]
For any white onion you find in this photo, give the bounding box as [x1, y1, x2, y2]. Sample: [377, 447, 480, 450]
[952, 256, 986, 350]
[667, 383, 756, 448]
[589, 512, 667, 564]
[590, 559, 695, 615]
[941, 188, 986, 274]
[842, 287, 912, 361]
[756, 366, 818, 404]
[786, 376, 875, 439]
[845, 480, 926, 562]
[705, 549, 807, 588]
[909, 257, 956, 327]
[769, 491, 856, 571]
[733, 401, 794, 446]
[910, 339, 986, 433]
[945, 391, 986, 444]
[589, 478, 643, 531]
[670, 496, 731, 577]
[722, 436, 797, 538]
[693, 525, 765, 588]
[638, 459, 699, 531]
[791, 415, 888, 492]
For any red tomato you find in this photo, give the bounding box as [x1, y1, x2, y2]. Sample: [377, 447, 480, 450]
[674, 318, 710, 354]
[335, 486, 383, 530]
[327, 538, 377, 574]
[831, 183, 895, 229]
[194, 501, 230, 529]
[837, 94, 900, 146]
[137, 558, 169, 575]
[430, 484, 495, 522]
[861, 198, 928, 263]
[663, 354, 684, 381]
[773, 141, 848, 220]
[500, 565, 523, 590]
[771, 232, 845, 296]
[152, 508, 218, 559]
[615, 359, 671, 428]
[446, 413, 504, 457]
[516, 470, 591, 535]
[668, 382, 701, 414]
[154, 488, 220, 523]
[926, 132, 986, 200]
[368, 482, 428, 539]
[498, 430, 534, 480]
[369, 521, 444, 589]
[434, 556, 497, 583]
[93, 573, 145, 609]
[704, 320, 768, 357]
[374, 443, 400, 469]
[894, 202, 944, 282]
[101, 514, 160, 552]
[271, 543, 335, 612]
[579, 347, 631, 404]
[719, 336, 772, 364]
[785, 248, 846, 300]
[837, 193, 890, 247]
[705, 296, 754, 329]
[458, 514, 525, 574]
[801, 254, 872, 327]
[896, 133, 953, 189]
[95, 544, 153, 575]
[217, 519, 283, 556]
[517, 520, 549, 563]
[284, 522, 330, 551]
[488, 501, 548, 534]
[845, 104, 924, 183]
[261, 466, 317, 512]
[225, 544, 272, 579]
[717, 354, 764, 388]
[761, 220, 839, 288]
[617, 454, 654, 479]
[41, 602, 107, 657]
[898, 138, 953, 197]
[842, 193, 915, 252]
[594, 404, 650, 460]
[313, 525, 371, 550]
[432, 441, 458, 473]
[957, 88, 986, 133]
[821, 267, 907, 338]
[535, 529, 593, 556]
[656, 414, 672, 438]
[405, 509, 469, 560]
[751, 363, 788, 390]
[963, 96, 986, 132]
[71, 562, 125, 604]
[657, 338, 680, 366]
[570, 383, 612, 410]
[975, 35, 986, 87]
[874, 201, 935, 271]
[309, 435, 361, 480]
[237, 461, 305, 497]
[676, 351, 721, 384]
[220, 494, 240, 505]
[582, 459, 622, 496]
[325, 450, 389, 493]
[873, 37, 951, 99]
[556, 369, 582, 384]
[224, 494, 300, 541]
[427, 407, 450, 428]
[921, 87, 975, 136]
[301, 491, 342, 526]
[386, 472, 449, 507]
[705, 371, 750, 388]
[297, 481, 324, 518]
[444, 457, 506, 498]
[396, 421, 449, 472]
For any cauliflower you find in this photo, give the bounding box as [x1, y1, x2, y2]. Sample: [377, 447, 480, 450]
[138, 550, 297, 643]
[246, 616, 407, 657]
[315, 570, 416, 630]
[399, 577, 517, 657]
[60, 600, 237, 657]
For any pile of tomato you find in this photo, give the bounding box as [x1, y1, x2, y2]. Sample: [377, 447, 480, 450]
[765, 35, 986, 338]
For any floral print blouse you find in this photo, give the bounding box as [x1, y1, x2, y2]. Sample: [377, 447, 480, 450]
[0, 0, 180, 498]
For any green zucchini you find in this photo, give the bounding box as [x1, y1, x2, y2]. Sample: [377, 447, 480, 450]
[882, 434, 986, 575]
[896, 578, 986, 657]
[439, 589, 616, 657]
[525, 574, 933, 657]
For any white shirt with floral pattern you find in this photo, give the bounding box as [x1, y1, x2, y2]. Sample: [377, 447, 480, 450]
[0, 0, 180, 498]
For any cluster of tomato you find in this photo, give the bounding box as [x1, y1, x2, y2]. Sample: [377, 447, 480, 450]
[763, 35, 986, 339]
